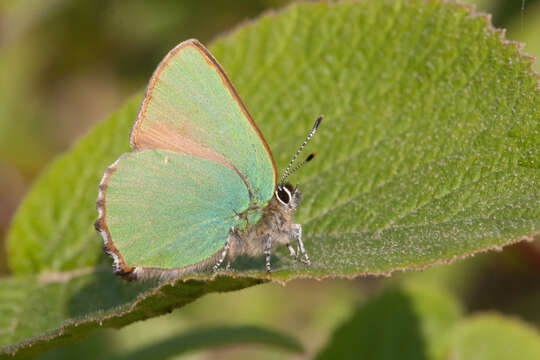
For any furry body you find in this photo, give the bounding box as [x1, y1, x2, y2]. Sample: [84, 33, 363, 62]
[230, 197, 295, 258]
[213, 184, 309, 273]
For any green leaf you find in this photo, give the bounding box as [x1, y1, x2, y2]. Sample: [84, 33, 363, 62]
[110, 325, 303, 360]
[316, 284, 461, 360]
[3, 0, 539, 356]
[8, 1, 538, 278]
[37, 325, 303, 360]
[444, 313, 540, 360]
[315, 284, 540, 360]
[0, 269, 264, 358]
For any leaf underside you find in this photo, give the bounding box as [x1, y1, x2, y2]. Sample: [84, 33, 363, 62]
[2, 0, 539, 356]
[0, 270, 265, 358]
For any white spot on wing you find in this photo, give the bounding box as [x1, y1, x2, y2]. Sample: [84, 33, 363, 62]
[98, 229, 109, 246]
[111, 253, 120, 271]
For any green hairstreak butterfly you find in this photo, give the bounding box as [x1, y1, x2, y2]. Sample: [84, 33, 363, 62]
[95, 39, 322, 280]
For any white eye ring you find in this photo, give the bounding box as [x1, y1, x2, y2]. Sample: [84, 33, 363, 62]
[275, 186, 292, 206]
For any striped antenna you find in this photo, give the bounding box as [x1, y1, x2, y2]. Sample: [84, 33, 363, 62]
[285, 152, 316, 179]
[279, 115, 323, 185]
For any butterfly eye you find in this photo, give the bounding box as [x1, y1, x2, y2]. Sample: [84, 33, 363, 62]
[276, 186, 291, 206]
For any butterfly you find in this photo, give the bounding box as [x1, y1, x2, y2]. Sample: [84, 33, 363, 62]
[95, 39, 322, 280]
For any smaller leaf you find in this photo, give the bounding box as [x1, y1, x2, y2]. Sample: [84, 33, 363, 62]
[316, 284, 461, 360]
[109, 325, 303, 360]
[444, 313, 540, 360]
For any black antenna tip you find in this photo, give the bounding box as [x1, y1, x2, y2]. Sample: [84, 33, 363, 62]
[313, 115, 324, 130]
[306, 152, 316, 162]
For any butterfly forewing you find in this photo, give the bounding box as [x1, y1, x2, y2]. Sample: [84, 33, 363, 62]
[131, 39, 276, 205]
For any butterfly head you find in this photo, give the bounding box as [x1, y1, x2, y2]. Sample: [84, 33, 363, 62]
[275, 183, 301, 211]
[275, 115, 323, 212]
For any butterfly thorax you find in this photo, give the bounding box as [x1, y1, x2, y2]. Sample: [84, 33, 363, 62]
[229, 184, 301, 258]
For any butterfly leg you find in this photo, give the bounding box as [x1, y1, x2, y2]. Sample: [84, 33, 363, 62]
[265, 234, 272, 274]
[287, 243, 297, 257]
[212, 229, 232, 272]
[292, 224, 311, 266]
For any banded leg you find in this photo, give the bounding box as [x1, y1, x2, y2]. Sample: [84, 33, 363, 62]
[292, 224, 311, 265]
[264, 234, 273, 273]
[212, 230, 232, 272]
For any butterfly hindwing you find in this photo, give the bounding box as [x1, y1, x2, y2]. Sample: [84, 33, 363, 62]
[99, 150, 249, 270]
[131, 39, 276, 205]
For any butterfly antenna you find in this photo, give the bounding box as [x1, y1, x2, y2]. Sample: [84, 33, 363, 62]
[279, 115, 323, 185]
[286, 152, 317, 178]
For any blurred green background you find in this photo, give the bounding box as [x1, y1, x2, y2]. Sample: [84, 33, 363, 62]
[1, 0, 539, 358]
